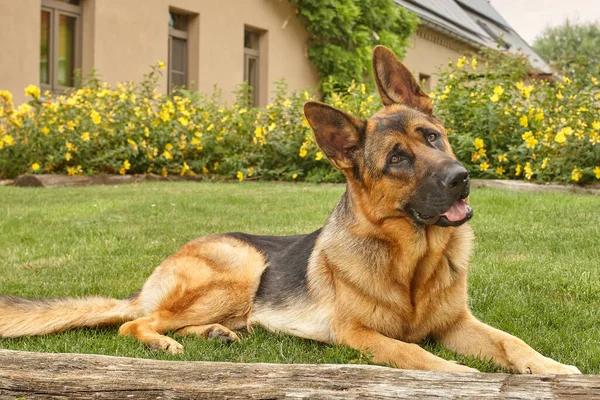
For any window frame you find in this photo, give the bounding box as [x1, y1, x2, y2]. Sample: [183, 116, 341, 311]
[243, 29, 260, 107]
[168, 12, 189, 92]
[41, 0, 82, 93]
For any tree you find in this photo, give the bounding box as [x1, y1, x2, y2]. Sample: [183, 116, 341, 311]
[533, 20, 600, 77]
[289, 0, 419, 96]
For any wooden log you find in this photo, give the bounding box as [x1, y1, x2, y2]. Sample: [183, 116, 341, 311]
[0, 350, 598, 399]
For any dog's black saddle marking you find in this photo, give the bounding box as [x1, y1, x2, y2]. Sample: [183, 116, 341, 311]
[226, 229, 321, 305]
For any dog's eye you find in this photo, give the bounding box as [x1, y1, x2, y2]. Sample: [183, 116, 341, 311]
[428, 133, 438, 143]
[390, 155, 401, 164]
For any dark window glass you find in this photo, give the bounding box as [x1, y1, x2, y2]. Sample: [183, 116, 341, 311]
[244, 30, 259, 50]
[58, 14, 76, 87]
[169, 12, 188, 31]
[40, 11, 50, 85]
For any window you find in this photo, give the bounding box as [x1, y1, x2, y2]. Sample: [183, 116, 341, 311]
[41, 0, 81, 92]
[419, 73, 431, 92]
[244, 29, 260, 107]
[168, 11, 188, 92]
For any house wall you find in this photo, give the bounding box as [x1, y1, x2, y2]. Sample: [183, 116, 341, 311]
[402, 25, 478, 91]
[0, 0, 319, 105]
[0, 1, 41, 105]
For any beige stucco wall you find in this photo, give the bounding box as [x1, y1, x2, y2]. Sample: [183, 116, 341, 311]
[0, 0, 318, 106]
[0, 1, 480, 105]
[0, 0, 41, 105]
[402, 25, 477, 91]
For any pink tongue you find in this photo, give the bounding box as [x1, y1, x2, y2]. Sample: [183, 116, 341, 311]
[442, 199, 468, 222]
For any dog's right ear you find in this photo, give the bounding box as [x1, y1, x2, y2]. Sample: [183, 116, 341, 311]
[304, 101, 364, 170]
[372, 45, 432, 114]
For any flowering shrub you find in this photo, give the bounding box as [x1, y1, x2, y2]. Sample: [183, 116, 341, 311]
[432, 48, 600, 183]
[0, 64, 381, 182]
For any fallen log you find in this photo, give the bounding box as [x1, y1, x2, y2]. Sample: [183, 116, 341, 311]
[0, 350, 598, 399]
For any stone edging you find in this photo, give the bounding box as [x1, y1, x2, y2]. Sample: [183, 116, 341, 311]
[1, 174, 599, 196]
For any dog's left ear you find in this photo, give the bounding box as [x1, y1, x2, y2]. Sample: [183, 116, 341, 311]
[372, 45, 432, 114]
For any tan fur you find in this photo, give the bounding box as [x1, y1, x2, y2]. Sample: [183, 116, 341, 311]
[0, 46, 580, 374]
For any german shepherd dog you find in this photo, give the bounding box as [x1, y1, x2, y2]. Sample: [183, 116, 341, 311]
[0, 46, 580, 374]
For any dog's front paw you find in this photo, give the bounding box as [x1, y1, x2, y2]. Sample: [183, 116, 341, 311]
[524, 357, 581, 375]
[441, 360, 479, 373]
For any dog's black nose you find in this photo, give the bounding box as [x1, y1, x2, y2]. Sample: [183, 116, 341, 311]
[441, 163, 469, 193]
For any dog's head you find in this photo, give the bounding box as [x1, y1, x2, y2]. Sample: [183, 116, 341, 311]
[304, 46, 472, 227]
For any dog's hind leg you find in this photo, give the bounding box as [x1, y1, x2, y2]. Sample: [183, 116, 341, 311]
[118, 313, 185, 354]
[175, 324, 240, 343]
[118, 236, 266, 353]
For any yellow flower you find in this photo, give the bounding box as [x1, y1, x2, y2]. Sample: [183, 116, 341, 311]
[123, 159, 131, 171]
[524, 162, 533, 180]
[90, 110, 102, 124]
[535, 111, 544, 122]
[181, 162, 190, 176]
[292, 173, 298, 180]
[593, 121, 600, 131]
[239, 108, 247, 115]
[282, 99, 292, 108]
[163, 150, 173, 160]
[555, 131, 566, 144]
[479, 162, 489, 171]
[178, 117, 189, 126]
[24, 84, 40, 99]
[521, 131, 538, 149]
[519, 115, 528, 128]
[457, 56, 466, 67]
[562, 76, 571, 85]
[236, 170, 244, 182]
[315, 151, 323, 161]
[81, 132, 90, 141]
[31, 163, 40, 171]
[213, 162, 219, 170]
[556, 91, 564, 100]
[489, 93, 499, 102]
[299, 147, 308, 158]
[497, 154, 508, 163]
[571, 166, 582, 182]
[65, 152, 72, 161]
[159, 108, 171, 122]
[2, 134, 15, 147]
[202, 166, 209, 175]
[493, 85, 504, 96]
[157, 60, 166, 69]
[541, 158, 549, 169]
[165, 143, 173, 151]
[473, 138, 484, 150]
[247, 167, 254, 177]
[40, 126, 50, 135]
[67, 167, 76, 176]
[495, 166, 504, 175]
[515, 164, 522, 176]
[471, 57, 477, 69]
[268, 122, 277, 132]
[0, 90, 13, 102]
[594, 166, 600, 179]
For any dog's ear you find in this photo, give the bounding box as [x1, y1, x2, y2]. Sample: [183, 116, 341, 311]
[304, 101, 364, 170]
[372, 45, 432, 114]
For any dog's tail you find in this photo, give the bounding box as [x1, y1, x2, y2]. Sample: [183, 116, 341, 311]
[0, 293, 142, 338]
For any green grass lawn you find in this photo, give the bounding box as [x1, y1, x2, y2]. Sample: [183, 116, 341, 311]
[0, 182, 598, 373]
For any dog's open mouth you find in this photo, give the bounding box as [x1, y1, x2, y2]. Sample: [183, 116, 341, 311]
[410, 199, 473, 227]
